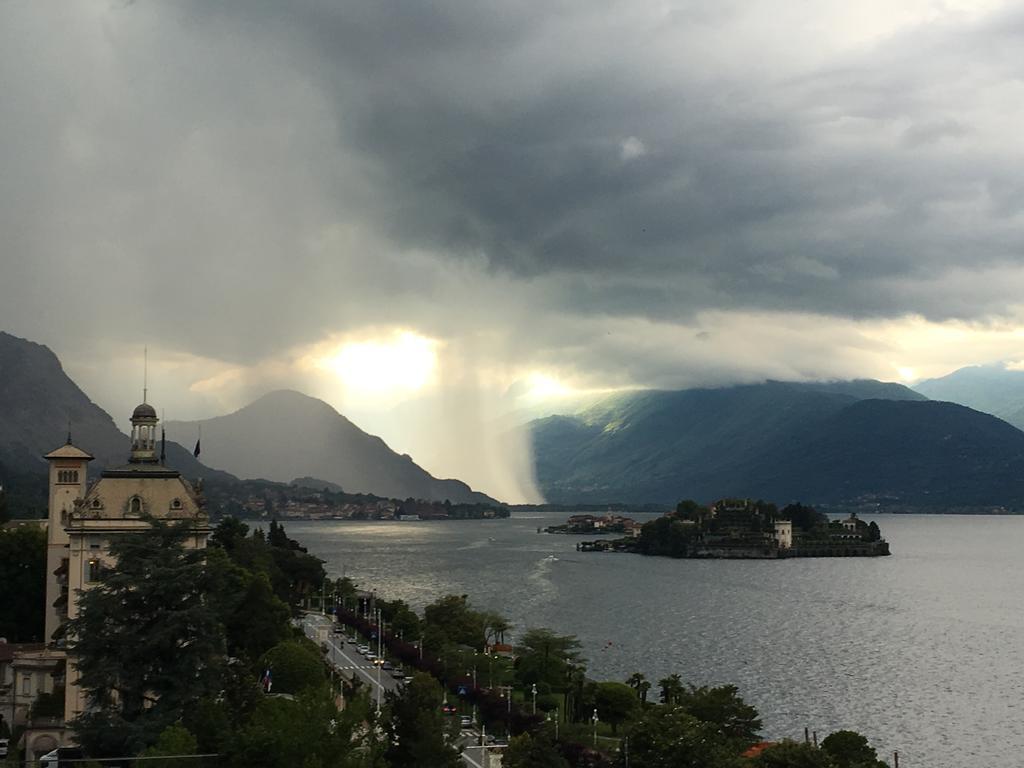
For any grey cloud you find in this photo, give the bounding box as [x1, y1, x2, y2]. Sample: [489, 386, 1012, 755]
[3, 0, 1024, 389]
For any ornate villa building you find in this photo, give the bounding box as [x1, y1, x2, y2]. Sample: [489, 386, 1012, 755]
[3, 398, 210, 759]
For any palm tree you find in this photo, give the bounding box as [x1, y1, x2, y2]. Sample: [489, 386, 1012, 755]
[658, 673, 685, 705]
[626, 672, 651, 703]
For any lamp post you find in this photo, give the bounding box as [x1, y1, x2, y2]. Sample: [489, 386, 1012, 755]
[375, 608, 383, 716]
[592, 708, 599, 747]
[531, 683, 538, 714]
[554, 707, 559, 740]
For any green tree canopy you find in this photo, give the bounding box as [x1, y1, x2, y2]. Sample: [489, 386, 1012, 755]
[503, 732, 569, 768]
[514, 628, 583, 692]
[210, 516, 250, 552]
[227, 686, 358, 768]
[595, 681, 640, 734]
[140, 724, 199, 768]
[658, 673, 685, 705]
[779, 503, 828, 532]
[384, 673, 461, 768]
[678, 684, 762, 748]
[423, 594, 487, 650]
[206, 548, 292, 661]
[67, 518, 225, 757]
[626, 672, 651, 703]
[820, 730, 888, 767]
[0, 524, 46, 642]
[257, 640, 326, 695]
[622, 705, 742, 768]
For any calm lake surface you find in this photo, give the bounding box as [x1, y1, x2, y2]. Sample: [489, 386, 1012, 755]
[286, 513, 1024, 767]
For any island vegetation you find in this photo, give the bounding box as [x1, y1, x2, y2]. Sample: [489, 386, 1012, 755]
[578, 499, 889, 558]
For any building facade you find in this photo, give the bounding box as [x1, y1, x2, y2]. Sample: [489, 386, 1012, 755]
[38, 399, 211, 740]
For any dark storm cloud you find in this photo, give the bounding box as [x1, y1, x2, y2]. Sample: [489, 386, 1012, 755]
[2, 0, 1024, 381]
[176, 0, 1024, 325]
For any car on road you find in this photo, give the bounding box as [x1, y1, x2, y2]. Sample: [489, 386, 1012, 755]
[0, 738, 8, 758]
[356, 645, 369, 654]
[365, 652, 377, 661]
[459, 715, 473, 728]
[390, 666, 405, 679]
[39, 747, 85, 767]
[381, 660, 393, 670]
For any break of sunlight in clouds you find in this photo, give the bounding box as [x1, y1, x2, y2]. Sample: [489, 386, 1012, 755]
[307, 330, 440, 405]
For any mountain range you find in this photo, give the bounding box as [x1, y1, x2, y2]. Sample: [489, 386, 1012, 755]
[0, 332, 224, 482]
[9, 327, 1024, 510]
[914, 363, 1024, 431]
[165, 390, 496, 504]
[0, 333, 495, 506]
[529, 380, 1024, 508]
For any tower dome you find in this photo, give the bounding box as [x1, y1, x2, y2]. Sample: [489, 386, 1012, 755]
[132, 402, 157, 420]
[129, 401, 159, 464]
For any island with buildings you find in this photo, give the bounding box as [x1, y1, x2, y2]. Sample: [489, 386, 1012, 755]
[541, 512, 643, 536]
[577, 498, 890, 558]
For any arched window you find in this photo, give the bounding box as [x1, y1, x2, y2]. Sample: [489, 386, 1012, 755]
[129, 497, 143, 515]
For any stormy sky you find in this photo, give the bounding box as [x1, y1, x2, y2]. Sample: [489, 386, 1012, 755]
[3, 0, 1024, 499]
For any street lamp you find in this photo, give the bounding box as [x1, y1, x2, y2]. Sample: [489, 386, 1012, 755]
[592, 708, 599, 747]
[531, 683, 538, 714]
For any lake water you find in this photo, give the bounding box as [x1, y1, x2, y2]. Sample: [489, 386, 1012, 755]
[286, 513, 1024, 767]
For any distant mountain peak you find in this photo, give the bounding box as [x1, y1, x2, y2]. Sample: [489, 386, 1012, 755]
[167, 390, 497, 505]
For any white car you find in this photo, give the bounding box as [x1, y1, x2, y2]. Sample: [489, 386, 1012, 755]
[357, 645, 369, 654]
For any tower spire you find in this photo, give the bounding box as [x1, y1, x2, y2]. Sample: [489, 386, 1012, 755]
[143, 345, 148, 404]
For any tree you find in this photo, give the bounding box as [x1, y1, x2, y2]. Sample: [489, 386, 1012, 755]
[866, 522, 881, 542]
[622, 705, 742, 768]
[678, 684, 762, 748]
[67, 519, 225, 757]
[257, 641, 326, 695]
[380, 599, 422, 642]
[423, 594, 486, 650]
[779, 503, 827, 532]
[626, 672, 651, 703]
[210, 516, 250, 552]
[503, 732, 569, 768]
[674, 500, 706, 520]
[206, 548, 292, 661]
[483, 612, 512, 646]
[595, 682, 640, 734]
[140, 724, 199, 768]
[514, 628, 583, 692]
[227, 686, 358, 768]
[658, 674, 685, 705]
[0, 524, 46, 642]
[752, 741, 836, 767]
[384, 673, 462, 768]
[820, 730, 887, 767]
